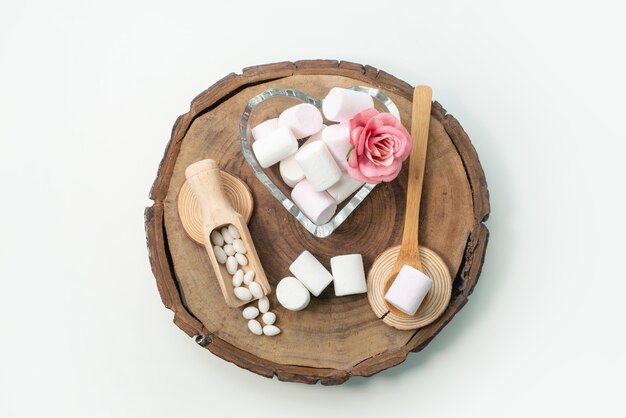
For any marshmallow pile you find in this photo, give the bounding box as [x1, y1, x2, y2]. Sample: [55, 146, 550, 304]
[251, 88, 376, 225]
[275, 251, 367, 311]
[211, 225, 280, 337]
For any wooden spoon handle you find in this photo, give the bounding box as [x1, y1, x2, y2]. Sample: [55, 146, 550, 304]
[397, 86, 432, 270]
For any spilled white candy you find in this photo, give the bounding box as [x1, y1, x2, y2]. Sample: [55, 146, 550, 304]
[242, 306, 259, 320]
[263, 325, 281, 336]
[248, 319, 263, 336]
[258, 296, 270, 313]
[261, 312, 276, 325]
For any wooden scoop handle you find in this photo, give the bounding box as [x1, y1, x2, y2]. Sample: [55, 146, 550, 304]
[392, 86, 432, 275]
[185, 159, 235, 227]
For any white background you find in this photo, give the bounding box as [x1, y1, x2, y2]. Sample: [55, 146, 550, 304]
[1, 1, 625, 417]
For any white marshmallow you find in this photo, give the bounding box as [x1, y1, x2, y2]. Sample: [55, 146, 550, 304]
[321, 123, 351, 171]
[278, 103, 323, 139]
[330, 254, 367, 296]
[326, 173, 364, 204]
[295, 141, 342, 192]
[251, 118, 278, 141]
[291, 180, 337, 225]
[384, 265, 433, 315]
[279, 125, 328, 187]
[279, 153, 305, 187]
[252, 126, 298, 168]
[251, 118, 279, 141]
[276, 276, 311, 311]
[289, 250, 334, 297]
[322, 87, 374, 122]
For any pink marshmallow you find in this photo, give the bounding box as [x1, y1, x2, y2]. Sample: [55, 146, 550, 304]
[322, 87, 374, 122]
[291, 179, 337, 225]
[384, 265, 433, 316]
[278, 103, 323, 139]
[295, 141, 342, 192]
[326, 173, 363, 204]
[251, 118, 279, 141]
[321, 123, 351, 171]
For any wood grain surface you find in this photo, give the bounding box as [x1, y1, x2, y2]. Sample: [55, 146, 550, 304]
[145, 60, 490, 385]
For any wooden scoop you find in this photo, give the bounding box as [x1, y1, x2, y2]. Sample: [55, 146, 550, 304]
[185, 159, 271, 308]
[367, 86, 452, 329]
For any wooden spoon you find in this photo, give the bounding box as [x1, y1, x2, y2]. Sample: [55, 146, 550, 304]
[387, 86, 432, 280]
[367, 86, 452, 328]
[185, 159, 271, 308]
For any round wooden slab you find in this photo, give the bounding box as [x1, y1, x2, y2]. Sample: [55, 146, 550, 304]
[145, 60, 490, 385]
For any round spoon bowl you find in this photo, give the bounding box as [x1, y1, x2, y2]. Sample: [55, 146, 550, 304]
[177, 171, 254, 244]
[368, 246, 452, 330]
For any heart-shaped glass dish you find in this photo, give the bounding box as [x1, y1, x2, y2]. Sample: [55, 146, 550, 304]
[240, 86, 400, 238]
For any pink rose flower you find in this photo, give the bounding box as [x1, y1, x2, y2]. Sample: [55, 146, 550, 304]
[346, 109, 412, 184]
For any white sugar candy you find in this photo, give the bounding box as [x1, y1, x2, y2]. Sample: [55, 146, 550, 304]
[291, 180, 337, 225]
[278, 103, 323, 139]
[295, 141, 342, 192]
[276, 276, 311, 311]
[321, 122, 351, 171]
[330, 254, 367, 296]
[263, 325, 281, 336]
[279, 153, 305, 187]
[252, 126, 298, 168]
[251, 118, 279, 141]
[326, 173, 364, 204]
[384, 265, 433, 315]
[289, 250, 334, 297]
[322, 87, 374, 122]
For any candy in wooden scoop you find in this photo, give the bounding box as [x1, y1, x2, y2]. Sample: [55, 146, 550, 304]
[185, 159, 271, 308]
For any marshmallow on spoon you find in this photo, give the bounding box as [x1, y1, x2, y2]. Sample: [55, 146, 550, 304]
[384, 265, 433, 316]
[289, 250, 334, 297]
[291, 179, 337, 225]
[326, 173, 364, 204]
[322, 87, 374, 122]
[251, 118, 279, 141]
[278, 103, 323, 139]
[330, 254, 367, 296]
[295, 141, 342, 192]
[252, 126, 298, 168]
[321, 123, 351, 171]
